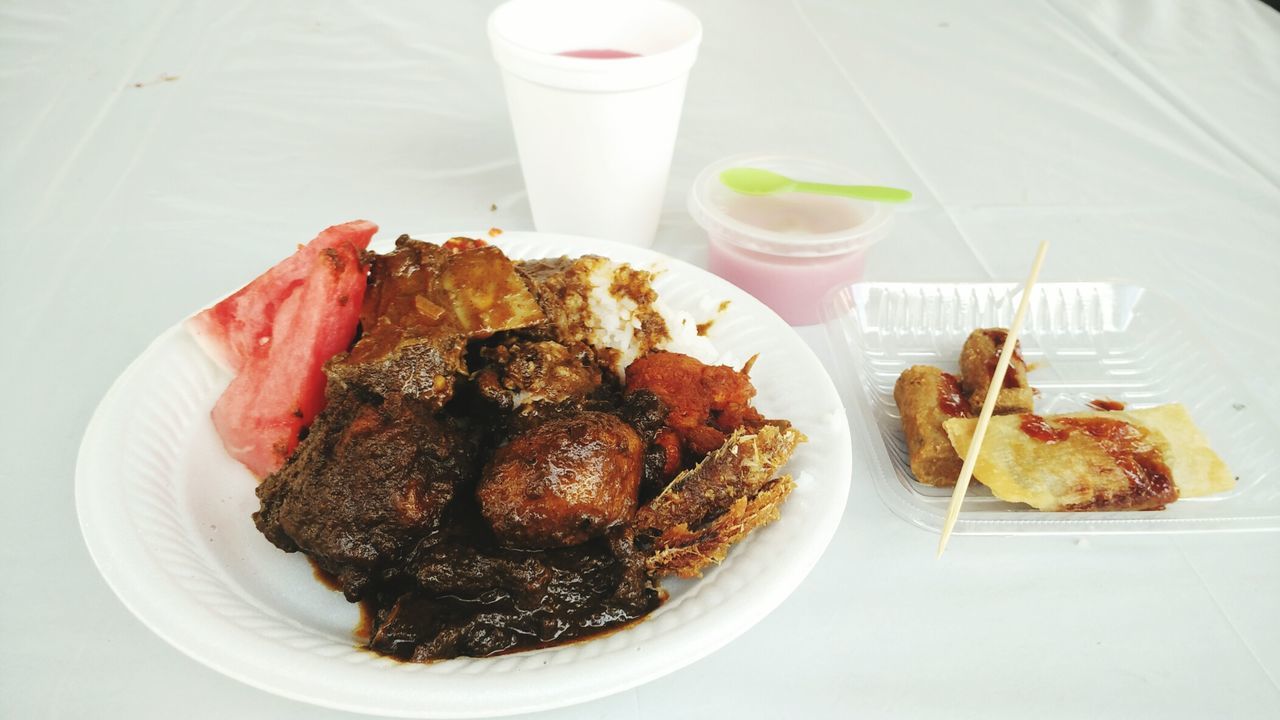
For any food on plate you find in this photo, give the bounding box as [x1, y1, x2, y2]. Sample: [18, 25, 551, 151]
[625, 351, 767, 461]
[191, 226, 804, 661]
[959, 328, 1033, 415]
[943, 404, 1233, 511]
[472, 339, 605, 423]
[477, 412, 645, 549]
[893, 365, 971, 487]
[255, 391, 477, 600]
[200, 221, 376, 477]
[516, 254, 714, 375]
[367, 527, 658, 661]
[638, 423, 805, 578]
[327, 236, 544, 408]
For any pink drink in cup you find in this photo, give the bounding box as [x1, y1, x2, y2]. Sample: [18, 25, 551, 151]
[707, 239, 870, 324]
[489, 0, 701, 247]
[558, 49, 642, 59]
[689, 155, 895, 325]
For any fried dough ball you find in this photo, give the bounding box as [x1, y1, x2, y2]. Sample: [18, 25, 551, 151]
[477, 412, 644, 549]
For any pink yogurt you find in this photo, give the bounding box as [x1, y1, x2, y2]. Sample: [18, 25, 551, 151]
[707, 237, 869, 324]
[689, 155, 894, 325]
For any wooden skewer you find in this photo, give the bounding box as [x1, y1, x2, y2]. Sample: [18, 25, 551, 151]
[937, 240, 1050, 557]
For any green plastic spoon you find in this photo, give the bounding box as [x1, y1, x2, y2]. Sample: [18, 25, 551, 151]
[719, 167, 912, 203]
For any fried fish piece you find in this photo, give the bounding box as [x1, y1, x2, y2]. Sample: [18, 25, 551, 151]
[959, 328, 1034, 415]
[943, 404, 1233, 511]
[645, 475, 794, 579]
[637, 423, 805, 578]
[894, 365, 970, 487]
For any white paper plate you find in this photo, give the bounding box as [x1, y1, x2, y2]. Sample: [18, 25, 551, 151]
[76, 231, 852, 718]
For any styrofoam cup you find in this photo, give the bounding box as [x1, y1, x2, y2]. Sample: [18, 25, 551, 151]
[488, 0, 701, 247]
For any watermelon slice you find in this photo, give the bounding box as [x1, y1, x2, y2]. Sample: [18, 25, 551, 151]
[187, 220, 377, 372]
[210, 241, 370, 477]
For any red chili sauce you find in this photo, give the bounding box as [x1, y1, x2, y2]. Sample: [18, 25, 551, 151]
[1087, 398, 1126, 411]
[1017, 413, 1176, 510]
[937, 372, 971, 417]
[1018, 413, 1069, 443]
[983, 329, 1025, 389]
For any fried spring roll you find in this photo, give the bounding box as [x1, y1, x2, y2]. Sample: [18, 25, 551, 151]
[942, 404, 1233, 511]
[894, 365, 970, 487]
[959, 328, 1034, 415]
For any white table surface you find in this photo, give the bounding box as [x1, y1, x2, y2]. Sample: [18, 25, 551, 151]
[3, 1, 1279, 718]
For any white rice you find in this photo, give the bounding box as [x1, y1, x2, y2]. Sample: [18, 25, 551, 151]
[656, 302, 719, 364]
[582, 260, 720, 377]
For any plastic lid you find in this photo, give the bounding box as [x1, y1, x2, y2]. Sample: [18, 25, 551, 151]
[688, 154, 894, 258]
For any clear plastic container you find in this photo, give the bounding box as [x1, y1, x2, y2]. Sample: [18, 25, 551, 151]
[688, 154, 893, 325]
[823, 281, 1280, 534]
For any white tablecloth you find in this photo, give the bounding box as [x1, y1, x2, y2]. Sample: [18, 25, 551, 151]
[3, 1, 1278, 718]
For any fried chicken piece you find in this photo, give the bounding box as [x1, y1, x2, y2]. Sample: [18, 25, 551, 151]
[625, 351, 766, 461]
[637, 423, 806, 578]
[652, 428, 682, 479]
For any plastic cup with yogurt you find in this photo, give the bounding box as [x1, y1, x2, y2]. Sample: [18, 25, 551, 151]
[488, 0, 701, 247]
[688, 154, 895, 325]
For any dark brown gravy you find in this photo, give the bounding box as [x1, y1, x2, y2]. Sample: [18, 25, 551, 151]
[352, 598, 656, 663]
[309, 558, 343, 592]
[256, 241, 765, 665]
[310, 526, 660, 661]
